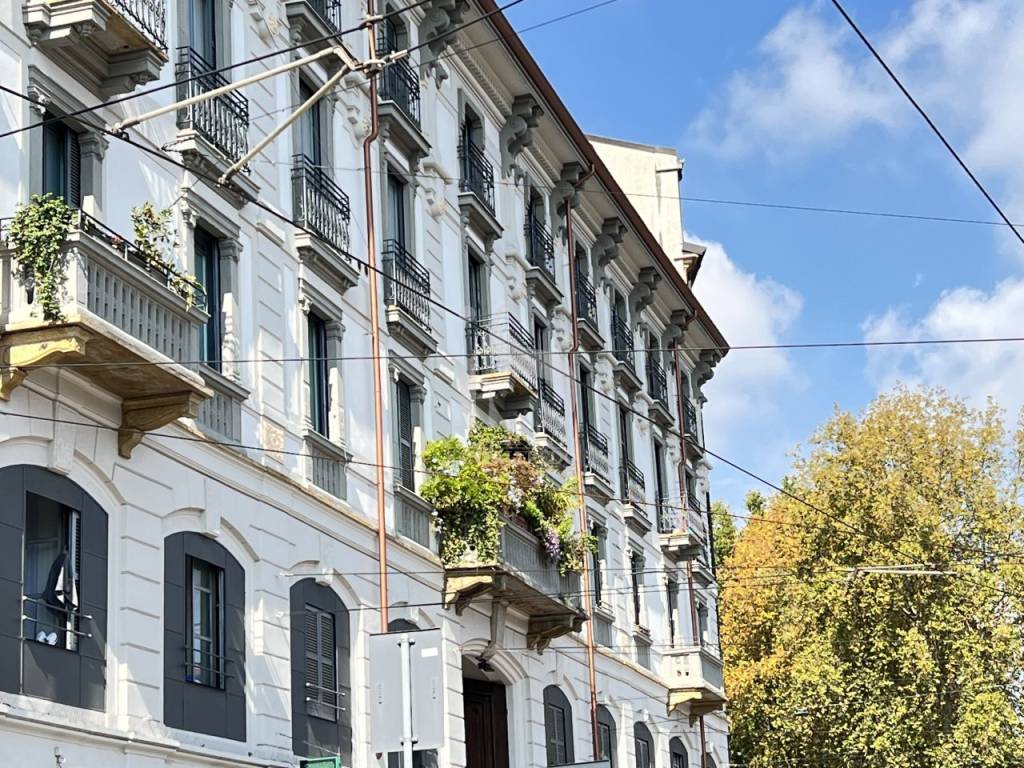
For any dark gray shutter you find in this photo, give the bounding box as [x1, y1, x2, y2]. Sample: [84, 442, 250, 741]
[544, 702, 560, 766]
[67, 130, 81, 208]
[397, 380, 414, 489]
[0, 466, 25, 696]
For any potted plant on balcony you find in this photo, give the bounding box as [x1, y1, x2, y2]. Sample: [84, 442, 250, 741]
[130, 202, 204, 309]
[421, 423, 593, 574]
[6, 193, 74, 322]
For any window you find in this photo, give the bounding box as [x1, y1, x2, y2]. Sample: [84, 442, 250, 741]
[290, 579, 351, 761]
[630, 550, 644, 627]
[189, 0, 219, 65]
[579, 364, 593, 428]
[299, 79, 323, 165]
[23, 493, 81, 652]
[0, 466, 108, 711]
[618, 405, 632, 497]
[195, 226, 223, 370]
[669, 737, 688, 768]
[379, 10, 406, 54]
[308, 312, 330, 437]
[304, 606, 338, 720]
[697, 601, 709, 645]
[386, 170, 407, 247]
[543, 685, 574, 766]
[596, 705, 617, 768]
[534, 317, 548, 382]
[467, 252, 486, 320]
[633, 723, 654, 768]
[667, 579, 679, 648]
[187, 557, 224, 688]
[41, 117, 81, 207]
[653, 440, 666, 507]
[590, 522, 606, 610]
[395, 378, 415, 490]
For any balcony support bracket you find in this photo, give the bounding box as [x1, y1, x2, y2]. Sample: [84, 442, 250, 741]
[526, 612, 586, 654]
[118, 390, 205, 458]
[478, 597, 509, 665]
[0, 326, 92, 400]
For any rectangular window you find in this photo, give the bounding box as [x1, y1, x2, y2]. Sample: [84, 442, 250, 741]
[545, 703, 568, 766]
[41, 118, 81, 207]
[386, 171, 407, 247]
[635, 737, 651, 768]
[579, 364, 593, 428]
[671, 754, 685, 768]
[188, 0, 218, 65]
[467, 253, 486, 320]
[195, 227, 222, 370]
[187, 557, 224, 688]
[630, 551, 644, 627]
[667, 579, 679, 648]
[308, 312, 330, 437]
[23, 493, 81, 652]
[590, 523, 605, 610]
[653, 440, 666, 505]
[598, 723, 613, 768]
[396, 378, 415, 490]
[304, 606, 337, 721]
[299, 80, 323, 165]
[697, 601, 709, 645]
[618, 406, 632, 498]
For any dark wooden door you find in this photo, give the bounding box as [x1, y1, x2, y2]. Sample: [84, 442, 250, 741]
[463, 678, 509, 768]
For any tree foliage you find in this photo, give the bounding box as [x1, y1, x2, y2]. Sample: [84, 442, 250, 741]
[711, 500, 737, 570]
[723, 388, 1024, 767]
[8, 194, 74, 322]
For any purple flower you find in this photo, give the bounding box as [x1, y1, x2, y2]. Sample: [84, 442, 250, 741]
[542, 528, 561, 562]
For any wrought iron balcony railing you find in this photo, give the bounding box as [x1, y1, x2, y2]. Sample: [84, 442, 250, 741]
[115, 0, 167, 49]
[581, 423, 611, 484]
[575, 269, 598, 328]
[534, 378, 567, 448]
[683, 398, 700, 442]
[687, 489, 703, 514]
[307, 0, 342, 32]
[466, 313, 537, 392]
[458, 134, 495, 213]
[611, 311, 635, 372]
[646, 357, 669, 406]
[377, 31, 421, 127]
[292, 153, 352, 255]
[620, 459, 646, 507]
[175, 47, 249, 165]
[382, 239, 431, 330]
[525, 214, 556, 282]
[657, 496, 679, 534]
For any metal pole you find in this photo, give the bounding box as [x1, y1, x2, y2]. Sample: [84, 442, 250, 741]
[399, 633, 415, 768]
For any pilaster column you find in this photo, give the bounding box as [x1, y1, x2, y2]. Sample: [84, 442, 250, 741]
[218, 238, 242, 382]
[326, 318, 345, 444]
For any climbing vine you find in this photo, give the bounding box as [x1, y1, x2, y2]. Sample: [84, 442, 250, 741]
[130, 202, 204, 309]
[421, 423, 594, 574]
[7, 194, 74, 322]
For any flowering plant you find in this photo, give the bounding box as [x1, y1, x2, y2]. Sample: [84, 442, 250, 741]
[421, 423, 594, 574]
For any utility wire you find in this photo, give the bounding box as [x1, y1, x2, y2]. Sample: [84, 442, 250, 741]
[830, 0, 1024, 248]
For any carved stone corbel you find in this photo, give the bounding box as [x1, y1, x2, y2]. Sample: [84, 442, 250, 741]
[118, 391, 206, 458]
[593, 217, 628, 283]
[630, 267, 662, 316]
[549, 162, 583, 238]
[422, 0, 470, 83]
[500, 94, 544, 177]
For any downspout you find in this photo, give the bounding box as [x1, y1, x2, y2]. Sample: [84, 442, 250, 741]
[564, 164, 600, 758]
[699, 715, 708, 768]
[363, 3, 389, 631]
[674, 347, 700, 646]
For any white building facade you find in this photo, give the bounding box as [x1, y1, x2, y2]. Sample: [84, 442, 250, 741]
[0, 1, 728, 767]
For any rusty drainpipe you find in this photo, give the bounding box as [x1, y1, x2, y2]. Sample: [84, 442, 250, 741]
[362, 2, 389, 632]
[699, 715, 708, 768]
[564, 163, 600, 757]
[674, 346, 701, 647]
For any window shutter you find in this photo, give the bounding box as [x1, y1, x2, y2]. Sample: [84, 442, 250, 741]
[304, 608, 320, 713]
[396, 380, 414, 489]
[67, 130, 81, 208]
[319, 610, 337, 712]
[544, 703, 557, 766]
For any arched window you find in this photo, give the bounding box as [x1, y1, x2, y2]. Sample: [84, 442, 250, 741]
[633, 722, 655, 768]
[290, 578, 351, 761]
[543, 685, 575, 766]
[164, 532, 246, 741]
[596, 705, 617, 767]
[705, 755, 718, 768]
[669, 737, 688, 768]
[0, 465, 108, 710]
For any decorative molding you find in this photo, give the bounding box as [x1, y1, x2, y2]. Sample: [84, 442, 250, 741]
[499, 94, 544, 178]
[549, 162, 583, 237]
[630, 267, 662, 316]
[594, 217, 628, 273]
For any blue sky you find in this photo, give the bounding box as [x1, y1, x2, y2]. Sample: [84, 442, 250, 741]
[506, 0, 1024, 513]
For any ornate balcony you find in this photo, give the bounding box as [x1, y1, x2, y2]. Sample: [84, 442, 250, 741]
[175, 47, 257, 203]
[658, 499, 707, 562]
[23, 0, 168, 96]
[533, 379, 570, 469]
[575, 269, 603, 351]
[665, 646, 726, 716]
[0, 210, 211, 457]
[376, 35, 430, 161]
[292, 154, 359, 291]
[466, 314, 537, 417]
[284, 0, 343, 59]
[580, 423, 614, 500]
[383, 239, 435, 355]
[524, 215, 560, 306]
[683, 398, 703, 455]
[611, 311, 641, 393]
[443, 514, 587, 652]
[620, 459, 650, 534]
[458, 135, 502, 245]
[646, 357, 672, 427]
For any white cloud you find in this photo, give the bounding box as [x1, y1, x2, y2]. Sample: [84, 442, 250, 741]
[687, 233, 804, 437]
[862, 277, 1024, 414]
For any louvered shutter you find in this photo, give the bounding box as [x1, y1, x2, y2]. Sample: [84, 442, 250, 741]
[305, 606, 337, 722]
[545, 703, 567, 766]
[304, 608, 321, 716]
[319, 610, 336, 713]
[67, 130, 81, 208]
[396, 380, 414, 489]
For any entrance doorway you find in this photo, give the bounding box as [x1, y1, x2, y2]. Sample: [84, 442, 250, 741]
[463, 677, 509, 768]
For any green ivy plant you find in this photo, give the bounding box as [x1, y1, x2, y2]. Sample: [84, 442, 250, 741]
[130, 202, 204, 309]
[421, 423, 595, 574]
[7, 194, 74, 322]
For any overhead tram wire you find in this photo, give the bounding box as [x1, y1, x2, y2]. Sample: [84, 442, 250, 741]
[831, 0, 1024, 249]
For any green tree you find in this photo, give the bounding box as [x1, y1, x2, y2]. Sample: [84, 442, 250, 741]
[711, 500, 736, 569]
[722, 388, 1024, 767]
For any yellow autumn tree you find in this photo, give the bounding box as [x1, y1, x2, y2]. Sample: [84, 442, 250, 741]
[722, 388, 1024, 767]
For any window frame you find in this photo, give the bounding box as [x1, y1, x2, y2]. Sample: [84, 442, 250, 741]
[669, 737, 688, 768]
[304, 603, 339, 721]
[41, 116, 81, 207]
[194, 225, 223, 370]
[186, 555, 225, 689]
[630, 550, 644, 628]
[596, 704, 617, 768]
[395, 376, 416, 490]
[542, 685, 575, 766]
[308, 310, 331, 437]
[633, 722, 655, 768]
